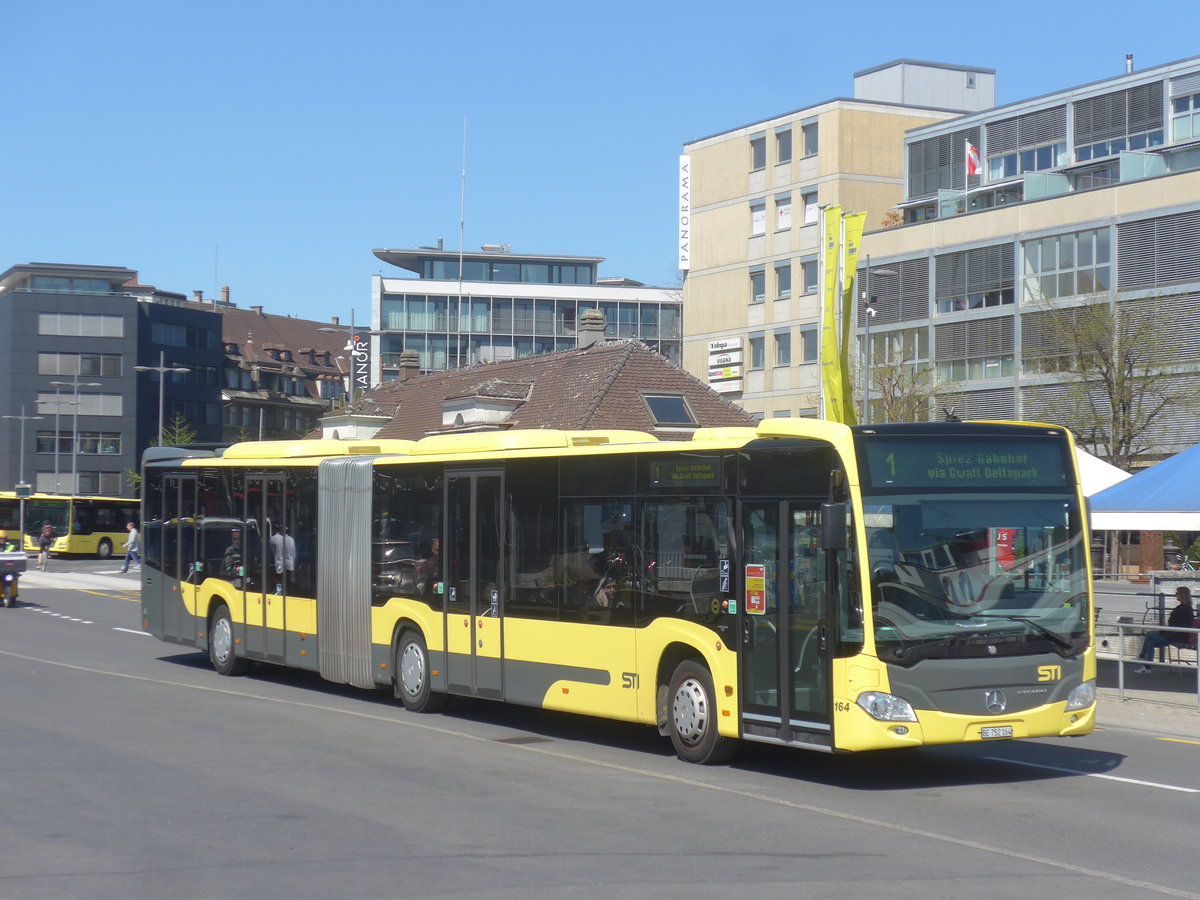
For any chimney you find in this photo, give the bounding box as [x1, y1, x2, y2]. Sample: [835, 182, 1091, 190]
[398, 348, 422, 381]
[193, 290, 204, 302]
[331, 316, 340, 326]
[577, 308, 607, 348]
[221, 285, 230, 305]
[251, 305, 264, 316]
[1126, 53, 1133, 73]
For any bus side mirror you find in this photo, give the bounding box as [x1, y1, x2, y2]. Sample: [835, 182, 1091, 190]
[822, 503, 847, 551]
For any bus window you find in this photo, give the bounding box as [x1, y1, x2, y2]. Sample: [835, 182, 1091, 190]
[508, 462, 560, 620]
[639, 498, 728, 624]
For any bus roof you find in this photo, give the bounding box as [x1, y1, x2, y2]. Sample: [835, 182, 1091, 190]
[163, 419, 1068, 469]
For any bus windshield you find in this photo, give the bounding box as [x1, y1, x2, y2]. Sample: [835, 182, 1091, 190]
[864, 492, 1088, 664]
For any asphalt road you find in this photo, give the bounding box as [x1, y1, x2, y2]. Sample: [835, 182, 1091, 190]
[1, 561, 1198, 899]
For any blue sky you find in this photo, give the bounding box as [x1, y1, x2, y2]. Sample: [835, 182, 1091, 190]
[5, 0, 1196, 324]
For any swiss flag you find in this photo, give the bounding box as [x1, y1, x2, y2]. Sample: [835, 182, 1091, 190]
[966, 141, 982, 176]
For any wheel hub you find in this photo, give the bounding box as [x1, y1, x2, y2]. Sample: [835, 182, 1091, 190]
[212, 618, 232, 663]
[400, 642, 425, 696]
[672, 677, 709, 746]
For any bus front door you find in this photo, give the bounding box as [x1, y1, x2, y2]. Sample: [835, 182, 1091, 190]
[739, 501, 831, 748]
[161, 474, 197, 644]
[444, 471, 505, 699]
[244, 475, 286, 663]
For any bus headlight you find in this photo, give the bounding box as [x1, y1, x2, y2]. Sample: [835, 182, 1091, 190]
[856, 691, 918, 722]
[1065, 679, 1095, 711]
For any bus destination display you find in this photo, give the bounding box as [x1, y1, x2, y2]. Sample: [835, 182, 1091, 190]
[862, 439, 1069, 489]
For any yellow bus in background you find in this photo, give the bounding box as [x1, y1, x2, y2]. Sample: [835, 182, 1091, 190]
[0, 493, 140, 559]
[140, 420, 1096, 764]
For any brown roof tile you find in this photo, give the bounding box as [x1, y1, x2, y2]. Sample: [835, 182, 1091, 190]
[336, 340, 756, 441]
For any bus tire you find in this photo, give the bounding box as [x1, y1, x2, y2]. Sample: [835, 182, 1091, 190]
[394, 630, 446, 712]
[209, 604, 249, 676]
[96, 539, 113, 560]
[667, 659, 736, 765]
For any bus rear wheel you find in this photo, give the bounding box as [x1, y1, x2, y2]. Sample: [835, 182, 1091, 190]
[96, 539, 112, 560]
[209, 604, 249, 676]
[667, 659, 736, 765]
[394, 630, 446, 712]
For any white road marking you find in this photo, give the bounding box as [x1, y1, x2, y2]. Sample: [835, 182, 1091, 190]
[21, 608, 93, 625]
[983, 755, 1199, 793]
[113, 627, 151, 637]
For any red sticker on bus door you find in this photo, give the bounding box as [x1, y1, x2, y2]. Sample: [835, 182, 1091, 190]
[745, 564, 766, 614]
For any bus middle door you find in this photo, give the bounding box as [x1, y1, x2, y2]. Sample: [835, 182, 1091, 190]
[444, 470, 505, 699]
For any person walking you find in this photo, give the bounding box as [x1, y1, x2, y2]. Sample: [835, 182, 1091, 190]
[37, 523, 54, 571]
[121, 521, 140, 574]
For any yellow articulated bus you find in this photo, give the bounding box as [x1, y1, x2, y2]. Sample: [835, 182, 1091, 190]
[140, 419, 1096, 763]
[0, 493, 140, 558]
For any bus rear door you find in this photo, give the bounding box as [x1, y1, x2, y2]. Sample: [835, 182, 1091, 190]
[243, 474, 286, 663]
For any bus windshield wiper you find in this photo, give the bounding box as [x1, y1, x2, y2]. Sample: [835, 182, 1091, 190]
[888, 636, 953, 662]
[973, 613, 1074, 651]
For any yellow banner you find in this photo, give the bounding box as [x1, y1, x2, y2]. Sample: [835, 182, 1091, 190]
[840, 211, 867, 426]
[820, 206, 844, 422]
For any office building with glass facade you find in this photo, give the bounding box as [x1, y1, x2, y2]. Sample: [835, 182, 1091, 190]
[371, 247, 680, 379]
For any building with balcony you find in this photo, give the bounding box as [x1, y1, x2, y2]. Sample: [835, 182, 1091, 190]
[857, 53, 1200, 459]
[181, 293, 356, 443]
[371, 245, 681, 380]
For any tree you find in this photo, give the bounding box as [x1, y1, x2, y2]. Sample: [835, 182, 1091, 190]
[868, 359, 946, 423]
[858, 325, 952, 424]
[159, 412, 198, 448]
[123, 414, 201, 497]
[1025, 296, 1183, 471]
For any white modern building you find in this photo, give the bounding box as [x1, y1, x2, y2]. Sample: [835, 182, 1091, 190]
[371, 246, 681, 380]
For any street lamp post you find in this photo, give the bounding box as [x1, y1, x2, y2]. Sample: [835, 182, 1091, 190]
[49, 385, 75, 493]
[860, 259, 897, 425]
[2, 404, 44, 540]
[49, 376, 102, 494]
[134, 351, 192, 446]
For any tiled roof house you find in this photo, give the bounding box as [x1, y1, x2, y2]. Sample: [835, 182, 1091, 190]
[183, 297, 354, 441]
[320, 339, 757, 441]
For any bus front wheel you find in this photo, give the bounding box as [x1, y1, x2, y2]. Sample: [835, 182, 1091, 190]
[394, 630, 446, 712]
[667, 660, 736, 765]
[96, 539, 112, 560]
[209, 604, 249, 676]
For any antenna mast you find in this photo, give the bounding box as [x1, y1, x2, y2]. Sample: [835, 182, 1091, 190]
[457, 116, 467, 369]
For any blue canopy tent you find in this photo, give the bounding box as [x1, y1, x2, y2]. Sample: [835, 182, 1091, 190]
[1090, 443, 1200, 531]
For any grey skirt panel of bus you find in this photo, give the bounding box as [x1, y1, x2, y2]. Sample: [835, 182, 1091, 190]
[317, 456, 376, 689]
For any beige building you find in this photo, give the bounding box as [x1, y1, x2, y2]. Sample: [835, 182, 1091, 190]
[681, 61, 988, 418]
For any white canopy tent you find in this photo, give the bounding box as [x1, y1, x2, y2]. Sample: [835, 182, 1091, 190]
[1076, 447, 1130, 499]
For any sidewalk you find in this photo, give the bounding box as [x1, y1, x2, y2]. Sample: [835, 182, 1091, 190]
[16, 568, 141, 592]
[1095, 657, 1200, 739]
